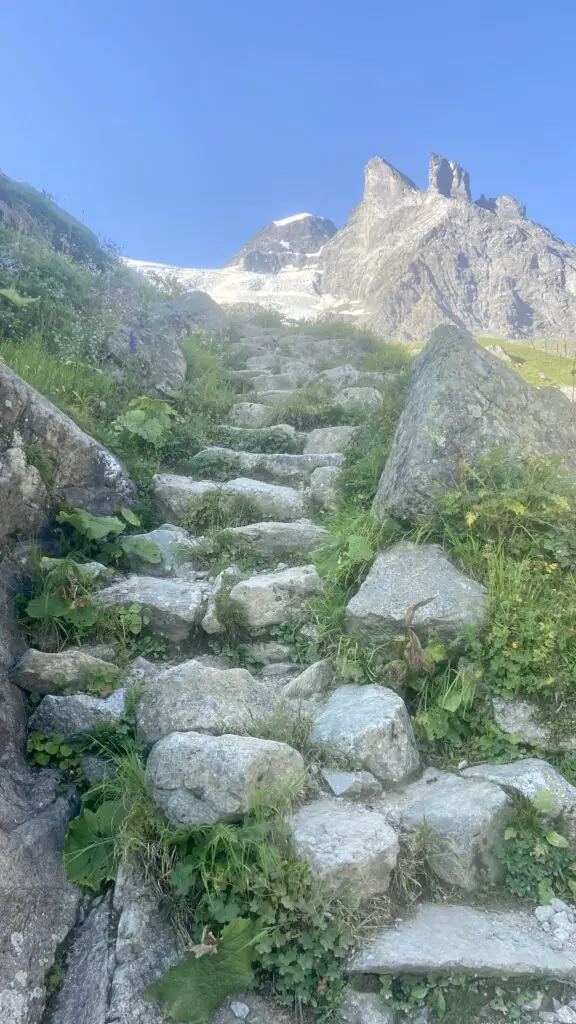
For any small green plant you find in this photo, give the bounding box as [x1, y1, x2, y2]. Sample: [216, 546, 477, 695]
[498, 793, 576, 903]
[213, 587, 251, 644]
[380, 972, 555, 1023]
[185, 492, 263, 533]
[27, 731, 83, 779]
[65, 663, 122, 698]
[189, 450, 240, 481]
[112, 396, 179, 449]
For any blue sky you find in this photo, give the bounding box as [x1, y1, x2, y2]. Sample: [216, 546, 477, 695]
[3, 0, 576, 267]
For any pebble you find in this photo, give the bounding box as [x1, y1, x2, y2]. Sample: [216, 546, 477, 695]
[230, 1003, 250, 1020]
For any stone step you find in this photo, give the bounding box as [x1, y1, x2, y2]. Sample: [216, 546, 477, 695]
[191, 446, 344, 487]
[224, 518, 328, 555]
[203, 564, 322, 635]
[153, 473, 308, 524]
[350, 903, 576, 981]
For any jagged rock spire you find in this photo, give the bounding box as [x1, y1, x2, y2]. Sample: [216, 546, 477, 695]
[363, 157, 419, 208]
[428, 154, 471, 200]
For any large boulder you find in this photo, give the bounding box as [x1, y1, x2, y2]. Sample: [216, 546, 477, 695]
[311, 684, 419, 785]
[146, 732, 304, 826]
[29, 686, 129, 737]
[350, 902, 576, 980]
[136, 659, 276, 745]
[224, 565, 322, 632]
[291, 797, 399, 898]
[95, 575, 208, 644]
[0, 361, 136, 517]
[374, 326, 576, 520]
[10, 648, 116, 696]
[344, 542, 487, 643]
[382, 767, 513, 890]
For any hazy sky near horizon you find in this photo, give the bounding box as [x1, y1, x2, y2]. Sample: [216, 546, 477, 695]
[4, 0, 576, 268]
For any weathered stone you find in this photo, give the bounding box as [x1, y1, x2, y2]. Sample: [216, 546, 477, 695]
[344, 542, 487, 643]
[291, 797, 399, 898]
[123, 524, 200, 577]
[462, 759, 576, 826]
[226, 519, 327, 556]
[319, 365, 360, 390]
[153, 475, 218, 523]
[311, 684, 419, 785]
[350, 902, 576, 980]
[136, 659, 277, 745]
[338, 387, 382, 412]
[383, 768, 512, 890]
[192, 447, 344, 487]
[340, 990, 396, 1024]
[257, 389, 298, 405]
[95, 575, 208, 643]
[0, 447, 48, 547]
[108, 866, 183, 1024]
[310, 465, 341, 509]
[213, 993, 295, 1024]
[228, 402, 274, 428]
[226, 565, 321, 631]
[11, 648, 117, 696]
[51, 893, 113, 1024]
[29, 686, 128, 737]
[223, 477, 307, 521]
[0, 360, 136, 515]
[200, 565, 241, 635]
[146, 732, 304, 826]
[323, 769, 383, 802]
[243, 640, 295, 665]
[492, 697, 576, 751]
[282, 659, 334, 698]
[374, 327, 576, 521]
[304, 425, 357, 454]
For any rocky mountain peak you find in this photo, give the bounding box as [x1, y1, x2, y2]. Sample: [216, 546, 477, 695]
[363, 156, 419, 211]
[428, 153, 471, 200]
[225, 211, 337, 274]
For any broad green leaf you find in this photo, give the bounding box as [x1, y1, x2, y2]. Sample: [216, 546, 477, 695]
[346, 535, 373, 563]
[145, 918, 256, 1023]
[57, 508, 125, 541]
[438, 689, 463, 713]
[120, 536, 162, 564]
[503, 827, 518, 841]
[532, 789, 557, 814]
[546, 831, 570, 848]
[537, 877, 556, 904]
[120, 507, 141, 527]
[63, 800, 125, 889]
[26, 594, 71, 620]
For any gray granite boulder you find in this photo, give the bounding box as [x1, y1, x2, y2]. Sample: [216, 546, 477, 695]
[225, 565, 321, 632]
[319, 365, 360, 390]
[311, 684, 419, 785]
[344, 542, 487, 643]
[382, 767, 513, 890]
[304, 425, 357, 454]
[322, 769, 383, 802]
[122, 524, 200, 576]
[223, 477, 307, 521]
[153, 475, 218, 523]
[462, 759, 576, 827]
[29, 686, 129, 738]
[11, 648, 117, 696]
[374, 326, 576, 521]
[191, 447, 344, 487]
[225, 519, 327, 556]
[492, 697, 576, 751]
[350, 902, 576, 980]
[146, 732, 305, 826]
[95, 574, 208, 644]
[291, 797, 399, 898]
[136, 659, 277, 745]
[282, 659, 334, 699]
[337, 386, 382, 412]
[228, 402, 274, 428]
[0, 361, 136, 515]
[310, 465, 341, 510]
[0, 447, 48, 547]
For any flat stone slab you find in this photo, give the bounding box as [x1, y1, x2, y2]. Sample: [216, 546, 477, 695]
[304, 425, 357, 454]
[225, 519, 327, 555]
[228, 402, 274, 428]
[95, 575, 207, 643]
[11, 648, 116, 695]
[227, 564, 322, 631]
[350, 903, 576, 980]
[153, 475, 218, 523]
[224, 477, 307, 521]
[192, 447, 344, 487]
[29, 686, 128, 737]
[337, 386, 382, 411]
[345, 541, 487, 643]
[123, 524, 199, 576]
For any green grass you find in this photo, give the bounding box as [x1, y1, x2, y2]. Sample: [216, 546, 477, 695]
[478, 337, 576, 388]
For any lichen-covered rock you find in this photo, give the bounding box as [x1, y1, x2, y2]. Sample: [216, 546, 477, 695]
[383, 767, 512, 890]
[462, 759, 576, 828]
[95, 575, 208, 644]
[291, 797, 399, 898]
[0, 447, 48, 547]
[136, 659, 277, 745]
[322, 769, 383, 802]
[223, 477, 307, 521]
[122, 524, 200, 576]
[337, 386, 382, 411]
[225, 519, 327, 556]
[146, 732, 305, 826]
[29, 686, 128, 737]
[350, 902, 576, 980]
[344, 542, 487, 643]
[225, 565, 321, 632]
[309, 465, 341, 510]
[0, 361, 136, 515]
[374, 326, 576, 520]
[304, 425, 357, 454]
[11, 648, 117, 696]
[282, 659, 334, 698]
[492, 696, 576, 751]
[228, 402, 274, 428]
[311, 684, 419, 785]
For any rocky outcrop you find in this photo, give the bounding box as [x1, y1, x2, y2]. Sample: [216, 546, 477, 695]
[373, 326, 576, 520]
[225, 213, 337, 273]
[11, 648, 116, 695]
[0, 362, 136, 522]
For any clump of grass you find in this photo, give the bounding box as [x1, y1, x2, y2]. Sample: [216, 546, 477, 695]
[185, 492, 263, 533]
